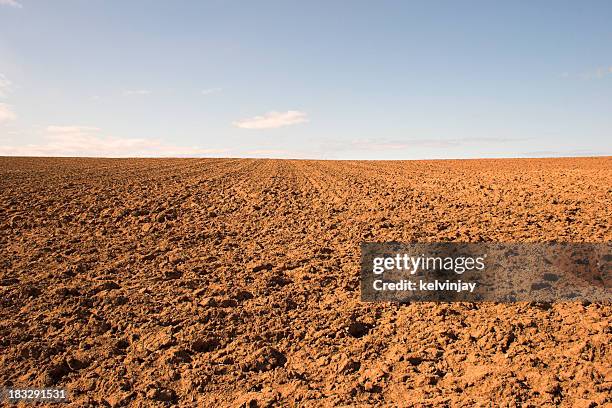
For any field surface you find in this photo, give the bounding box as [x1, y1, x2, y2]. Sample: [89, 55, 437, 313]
[0, 157, 610, 407]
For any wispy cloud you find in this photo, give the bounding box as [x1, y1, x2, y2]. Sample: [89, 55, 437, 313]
[523, 149, 611, 157]
[244, 149, 295, 158]
[0, 74, 12, 98]
[123, 89, 152, 96]
[581, 66, 612, 79]
[0, 103, 16, 123]
[343, 137, 530, 151]
[322, 137, 530, 152]
[233, 110, 308, 129]
[349, 139, 411, 150]
[47, 125, 100, 134]
[201, 88, 222, 95]
[0, 126, 227, 157]
[0, 0, 22, 8]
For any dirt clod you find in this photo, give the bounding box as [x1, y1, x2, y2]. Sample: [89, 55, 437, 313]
[241, 347, 287, 372]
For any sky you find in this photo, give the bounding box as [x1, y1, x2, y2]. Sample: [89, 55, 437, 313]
[0, 0, 611, 159]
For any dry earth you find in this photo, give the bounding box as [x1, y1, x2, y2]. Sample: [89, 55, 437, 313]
[0, 157, 610, 407]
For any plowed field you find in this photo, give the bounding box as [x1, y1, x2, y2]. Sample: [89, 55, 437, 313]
[1, 157, 610, 407]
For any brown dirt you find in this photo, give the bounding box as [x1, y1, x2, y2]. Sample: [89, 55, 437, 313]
[0, 157, 610, 407]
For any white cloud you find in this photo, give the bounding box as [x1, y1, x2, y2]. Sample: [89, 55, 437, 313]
[0, 0, 22, 8]
[201, 88, 222, 95]
[0, 74, 12, 98]
[233, 110, 308, 129]
[0, 103, 16, 123]
[0, 126, 227, 157]
[123, 89, 152, 96]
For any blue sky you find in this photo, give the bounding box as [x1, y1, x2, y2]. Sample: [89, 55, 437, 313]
[0, 0, 611, 159]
